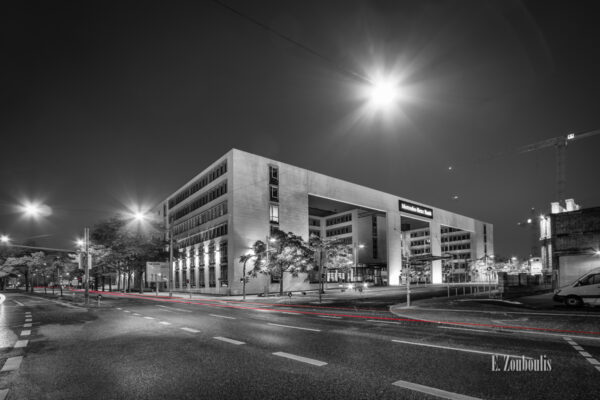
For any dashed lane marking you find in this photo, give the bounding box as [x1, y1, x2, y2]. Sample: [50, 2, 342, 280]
[14, 340, 28, 349]
[181, 327, 200, 333]
[267, 323, 321, 332]
[563, 337, 600, 373]
[318, 315, 342, 319]
[1, 356, 23, 372]
[272, 352, 327, 367]
[391, 339, 532, 359]
[116, 308, 122, 310]
[132, 313, 141, 316]
[25, 319, 32, 322]
[20, 330, 31, 336]
[392, 379, 482, 400]
[438, 326, 493, 333]
[159, 321, 171, 325]
[209, 314, 236, 319]
[14, 300, 24, 306]
[367, 319, 404, 325]
[123, 310, 131, 313]
[143, 316, 155, 320]
[213, 336, 245, 345]
[157, 305, 192, 313]
[23, 324, 32, 328]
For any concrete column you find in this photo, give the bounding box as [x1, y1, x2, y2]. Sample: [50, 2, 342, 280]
[386, 212, 403, 286]
[429, 220, 442, 284]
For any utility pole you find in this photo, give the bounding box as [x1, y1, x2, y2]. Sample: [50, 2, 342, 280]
[84, 227, 91, 305]
[168, 228, 174, 298]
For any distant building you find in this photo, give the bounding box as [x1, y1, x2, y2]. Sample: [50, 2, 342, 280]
[153, 149, 493, 295]
[540, 200, 600, 286]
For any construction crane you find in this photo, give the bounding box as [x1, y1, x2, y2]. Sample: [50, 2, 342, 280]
[516, 128, 600, 206]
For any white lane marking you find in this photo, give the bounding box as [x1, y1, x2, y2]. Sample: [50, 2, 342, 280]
[272, 352, 327, 367]
[132, 313, 141, 316]
[157, 305, 192, 313]
[213, 336, 245, 345]
[367, 319, 404, 325]
[392, 379, 482, 400]
[123, 310, 131, 313]
[209, 314, 236, 320]
[24, 312, 31, 315]
[116, 308, 122, 310]
[14, 340, 28, 348]
[0, 388, 8, 400]
[20, 330, 31, 336]
[493, 329, 600, 342]
[143, 316, 155, 320]
[563, 337, 600, 372]
[439, 326, 493, 333]
[267, 323, 321, 332]
[181, 327, 200, 333]
[14, 300, 24, 306]
[23, 324, 32, 328]
[159, 321, 171, 325]
[1, 356, 23, 372]
[318, 315, 342, 319]
[391, 339, 531, 359]
[25, 319, 32, 323]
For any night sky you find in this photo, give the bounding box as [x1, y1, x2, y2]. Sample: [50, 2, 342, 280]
[2, 0, 600, 258]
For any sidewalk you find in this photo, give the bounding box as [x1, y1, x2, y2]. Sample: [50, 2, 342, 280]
[389, 293, 600, 337]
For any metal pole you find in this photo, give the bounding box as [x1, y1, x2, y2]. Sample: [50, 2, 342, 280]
[406, 257, 411, 307]
[243, 261, 246, 300]
[168, 228, 173, 298]
[84, 227, 90, 305]
[265, 236, 270, 297]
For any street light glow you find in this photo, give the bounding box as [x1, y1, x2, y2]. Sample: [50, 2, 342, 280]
[367, 76, 400, 110]
[19, 201, 51, 218]
[0, 235, 9, 243]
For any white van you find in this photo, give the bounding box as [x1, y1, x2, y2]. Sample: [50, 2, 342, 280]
[553, 267, 600, 307]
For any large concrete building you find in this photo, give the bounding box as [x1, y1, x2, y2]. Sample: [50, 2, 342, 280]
[154, 149, 494, 295]
[540, 200, 600, 286]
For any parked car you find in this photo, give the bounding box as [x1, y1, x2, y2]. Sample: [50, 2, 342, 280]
[553, 267, 600, 307]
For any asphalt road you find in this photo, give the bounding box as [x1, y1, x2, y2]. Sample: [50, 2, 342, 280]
[0, 291, 598, 400]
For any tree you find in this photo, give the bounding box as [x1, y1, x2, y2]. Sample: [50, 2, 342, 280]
[2, 252, 47, 292]
[308, 234, 353, 301]
[90, 216, 167, 293]
[247, 229, 314, 296]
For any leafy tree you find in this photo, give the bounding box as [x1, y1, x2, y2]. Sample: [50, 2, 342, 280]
[308, 234, 353, 299]
[90, 216, 167, 293]
[247, 229, 313, 296]
[2, 252, 46, 292]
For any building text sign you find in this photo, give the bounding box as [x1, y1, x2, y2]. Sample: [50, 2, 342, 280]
[399, 200, 433, 219]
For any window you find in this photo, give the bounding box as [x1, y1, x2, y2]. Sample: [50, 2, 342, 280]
[220, 265, 228, 287]
[269, 165, 279, 185]
[209, 266, 216, 287]
[269, 204, 279, 224]
[208, 243, 215, 265]
[199, 268, 205, 287]
[580, 274, 600, 286]
[270, 186, 279, 202]
[326, 225, 352, 237]
[190, 269, 196, 288]
[326, 214, 352, 226]
[168, 161, 227, 209]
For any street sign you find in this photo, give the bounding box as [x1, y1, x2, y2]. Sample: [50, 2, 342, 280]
[146, 262, 169, 282]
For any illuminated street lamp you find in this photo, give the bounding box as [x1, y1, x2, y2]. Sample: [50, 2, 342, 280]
[0, 235, 9, 243]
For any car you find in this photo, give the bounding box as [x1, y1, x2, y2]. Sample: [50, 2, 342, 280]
[553, 267, 600, 307]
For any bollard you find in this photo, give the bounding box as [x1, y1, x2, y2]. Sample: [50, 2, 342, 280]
[97, 294, 102, 307]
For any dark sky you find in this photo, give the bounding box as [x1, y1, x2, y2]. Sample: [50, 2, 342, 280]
[2, 0, 600, 258]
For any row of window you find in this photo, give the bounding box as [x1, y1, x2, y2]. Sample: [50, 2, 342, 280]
[176, 223, 228, 249]
[172, 201, 227, 236]
[410, 239, 431, 247]
[412, 247, 431, 255]
[372, 215, 378, 259]
[442, 243, 471, 251]
[441, 233, 470, 242]
[326, 213, 352, 226]
[172, 181, 227, 221]
[309, 218, 321, 227]
[169, 161, 227, 209]
[441, 226, 462, 234]
[410, 230, 430, 238]
[174, 266, 228, 288]
[326, 225, 352, 237]
[269, 165, 280, 229]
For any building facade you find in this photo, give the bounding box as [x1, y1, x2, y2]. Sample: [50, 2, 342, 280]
[154, 149, 494, 295]
[540, 200, 600, 286]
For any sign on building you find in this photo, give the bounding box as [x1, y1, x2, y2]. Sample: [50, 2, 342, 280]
[146, 262, 169, 282]
[399, 200, 433, 219]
